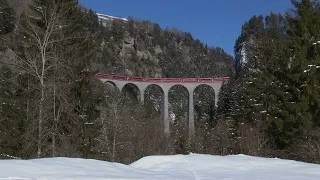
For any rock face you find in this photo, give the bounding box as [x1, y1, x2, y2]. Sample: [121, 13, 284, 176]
[95, 13, 234, 79]
[121, 33, 135, 59]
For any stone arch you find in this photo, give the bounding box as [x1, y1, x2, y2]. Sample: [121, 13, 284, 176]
[122, 83, 141, 103]
[103, 80, 121, 99]
[193, 84, 216, 127]
[144, 84, 164, 94]
[104, 80, 117, 89]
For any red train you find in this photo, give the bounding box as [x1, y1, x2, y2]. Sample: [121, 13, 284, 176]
[82, 71, 229, 82]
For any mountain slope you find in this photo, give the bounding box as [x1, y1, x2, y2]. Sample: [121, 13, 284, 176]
[93, 13, 234, 78]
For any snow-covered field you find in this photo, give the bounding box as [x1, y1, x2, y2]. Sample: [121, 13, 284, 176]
[1, 154, 320, 180]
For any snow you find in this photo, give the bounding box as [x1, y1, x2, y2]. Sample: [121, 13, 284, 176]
[97, 13, 128, 22]
[0, 154, 20, 160]
[84, 122, 94, 125]
[1, 154, 320, 180]
[312, 40, 320, 45]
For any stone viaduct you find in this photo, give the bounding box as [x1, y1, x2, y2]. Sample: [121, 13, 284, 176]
[93, 73, 229, 135]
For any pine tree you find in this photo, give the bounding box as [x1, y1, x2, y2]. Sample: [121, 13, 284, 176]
[0, 66, 27, 159]
[278, 0, 320, 146]
[230, 12, 294, 149]
[232, 2, 320, 149]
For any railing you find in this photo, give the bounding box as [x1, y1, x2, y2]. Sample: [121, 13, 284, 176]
[85, 71, 229, 83]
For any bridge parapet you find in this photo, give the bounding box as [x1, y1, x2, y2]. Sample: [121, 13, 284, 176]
[93, 72, 229, 83]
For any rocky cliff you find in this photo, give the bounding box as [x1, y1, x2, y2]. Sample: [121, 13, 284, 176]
[92, 13, 234, 78]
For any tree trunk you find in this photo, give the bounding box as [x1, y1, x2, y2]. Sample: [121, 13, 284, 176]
[112, 131, 116, 162]
[37, 85, 45, 158]
[52, 59, 57, 157]
[52, 81, 56, 157]
[112, 106, 117, 162]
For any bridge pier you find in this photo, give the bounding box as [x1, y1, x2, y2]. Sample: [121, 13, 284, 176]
[214, 89, 219, 107]
[163, 90, 170, 135]
[140, 88, 145, 104]
[188, 88, 194, 136]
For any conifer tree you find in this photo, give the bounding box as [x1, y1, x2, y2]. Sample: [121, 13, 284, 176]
[0, 66, 27, 159]
[230, 12, 291, 149]
[278, 0, 320, 145]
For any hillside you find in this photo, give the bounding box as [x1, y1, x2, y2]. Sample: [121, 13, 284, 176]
[91, 12, 234, 78]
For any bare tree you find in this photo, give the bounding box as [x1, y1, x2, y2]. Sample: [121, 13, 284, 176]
[13, 1, 83, 158]
[95, 85, 133, 161]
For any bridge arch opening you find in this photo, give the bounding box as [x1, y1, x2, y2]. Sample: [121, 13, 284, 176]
[122, 83, 141, 103]
[194, 84, 216, 129]
[144, 84, 164, 115]
[168, 85, 189, 137]
[144, 84, 164, 133]
[103, 81, 122, 102]
[104, 80, 117, 89]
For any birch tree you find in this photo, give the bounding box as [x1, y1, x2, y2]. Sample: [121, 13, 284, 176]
[95, 86, 131, 162]
[15, 0, 97, 158]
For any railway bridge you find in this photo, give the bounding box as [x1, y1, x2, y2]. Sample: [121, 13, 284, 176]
[93, 73, 229, 135]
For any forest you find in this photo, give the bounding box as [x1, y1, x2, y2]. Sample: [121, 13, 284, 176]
[0, 0, 320, 164]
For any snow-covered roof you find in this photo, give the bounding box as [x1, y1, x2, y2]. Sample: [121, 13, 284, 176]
[97, 13, 128, 22]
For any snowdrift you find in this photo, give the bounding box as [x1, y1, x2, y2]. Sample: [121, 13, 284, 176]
[1, 154, 320, 180]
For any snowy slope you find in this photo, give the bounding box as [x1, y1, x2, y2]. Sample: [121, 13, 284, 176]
[1, 154, 320, 180]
